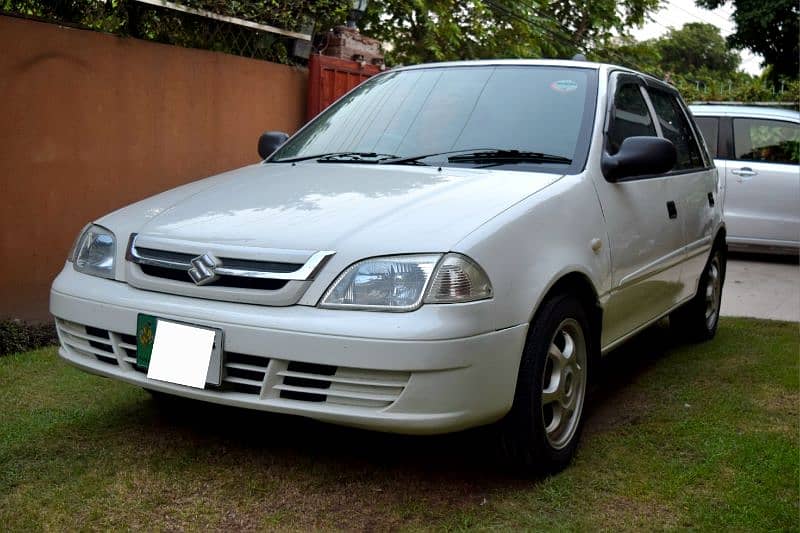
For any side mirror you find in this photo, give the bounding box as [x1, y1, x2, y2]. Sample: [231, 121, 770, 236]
[602, 136, 676, 181]
[258, 131, 289, 159]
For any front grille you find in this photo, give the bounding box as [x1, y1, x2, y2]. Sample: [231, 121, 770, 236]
[56, 319, 410, 411]
[135, 247, 304, 274]
[139, 264, 289, 290]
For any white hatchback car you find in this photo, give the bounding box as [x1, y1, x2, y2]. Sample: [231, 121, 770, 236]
[690, 104, 799, 254]
[51, 60, 725, 473]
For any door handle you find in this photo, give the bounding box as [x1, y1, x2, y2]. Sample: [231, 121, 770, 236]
[666, 200, 678, 219]
[731, 167, 757, 182]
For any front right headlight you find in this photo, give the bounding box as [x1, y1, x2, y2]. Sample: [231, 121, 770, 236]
[70, 224, 116, 279]
[319, 253, 492, 312]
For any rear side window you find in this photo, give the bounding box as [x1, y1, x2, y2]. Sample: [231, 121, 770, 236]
[607, 83, 656, 155]
[648, 90, 704, 170]
[733, 118, 799, 164]
[694, 116, 719, 159]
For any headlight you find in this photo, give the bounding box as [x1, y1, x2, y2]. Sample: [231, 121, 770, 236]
[320, 253, 492, 312]
[70, 224, 116, 279]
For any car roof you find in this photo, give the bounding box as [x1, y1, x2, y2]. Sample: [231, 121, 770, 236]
[689, 103, 800, 122]
[389, 58, 676, 94]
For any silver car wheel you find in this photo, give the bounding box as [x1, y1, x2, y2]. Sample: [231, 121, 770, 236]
[541, 318, 587, 450]
[704, 255, 722, 330]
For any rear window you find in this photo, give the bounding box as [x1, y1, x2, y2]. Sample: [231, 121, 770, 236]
[648, 90, 704, 170]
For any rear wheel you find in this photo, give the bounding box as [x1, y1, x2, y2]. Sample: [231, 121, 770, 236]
[499, 293, 592, 475]
[671, 246, 725, 341]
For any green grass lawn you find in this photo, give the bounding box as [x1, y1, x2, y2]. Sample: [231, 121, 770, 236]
[1, 318, 797, 531]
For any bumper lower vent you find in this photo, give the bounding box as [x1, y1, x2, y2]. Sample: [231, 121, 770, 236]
[55, 319, 409, 411]
[275, 363, 410, 409]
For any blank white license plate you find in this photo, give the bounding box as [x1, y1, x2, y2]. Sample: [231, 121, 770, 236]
[143, 318, 222, 388]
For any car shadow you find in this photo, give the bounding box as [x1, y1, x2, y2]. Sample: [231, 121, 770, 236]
[141, 320, 681, 483]
[728, 250, 799, 265]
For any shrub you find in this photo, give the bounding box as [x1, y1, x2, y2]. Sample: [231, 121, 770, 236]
[0, 319, 58, 356]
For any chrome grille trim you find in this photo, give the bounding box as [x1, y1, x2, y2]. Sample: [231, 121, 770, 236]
[126, 233, 335, 281]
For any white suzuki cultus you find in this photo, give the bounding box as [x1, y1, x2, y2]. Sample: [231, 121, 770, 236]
[51, 59, 726, 473]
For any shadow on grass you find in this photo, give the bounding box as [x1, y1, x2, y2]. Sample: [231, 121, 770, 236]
[120, 320, 684, 485]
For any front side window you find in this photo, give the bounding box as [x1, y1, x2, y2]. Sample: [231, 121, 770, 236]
[694, 116, 719, 159]
[648, 90, 704, 170]
[733, 118, 800, 165]
[606, 82, 656, 155]
[271, 66, 598, 174]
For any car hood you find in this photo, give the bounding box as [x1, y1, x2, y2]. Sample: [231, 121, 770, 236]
[99, 162, 561, 261]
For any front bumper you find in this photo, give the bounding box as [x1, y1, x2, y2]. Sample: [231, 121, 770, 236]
[50, 266, 528, 434]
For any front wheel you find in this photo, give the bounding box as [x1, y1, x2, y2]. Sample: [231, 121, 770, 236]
[499, 293, 593, 475]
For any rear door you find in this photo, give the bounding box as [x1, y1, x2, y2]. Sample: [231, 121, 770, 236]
[694, 116, 728, 208]
[726, 117, 800, 247]
[594, 73, 685, 346]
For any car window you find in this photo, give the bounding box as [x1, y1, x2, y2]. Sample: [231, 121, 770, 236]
[733, 118, 800, 164]
[272, 65, 597, 174]
[648, 90, 704, 170]
[694, 116, 719, 159]
[607, 82, 656, 155]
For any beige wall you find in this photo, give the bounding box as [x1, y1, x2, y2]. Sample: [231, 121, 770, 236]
[0, 15, 308, 321]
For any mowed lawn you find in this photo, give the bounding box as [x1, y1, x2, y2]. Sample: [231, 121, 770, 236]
[1, 318, 797, 531]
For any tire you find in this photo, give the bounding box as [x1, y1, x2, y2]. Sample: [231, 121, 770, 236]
[670, 245, 725, 342]
[499, 292, 593, 475]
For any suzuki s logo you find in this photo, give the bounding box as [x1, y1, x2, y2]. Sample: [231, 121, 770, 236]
[188, 253, 221, 286]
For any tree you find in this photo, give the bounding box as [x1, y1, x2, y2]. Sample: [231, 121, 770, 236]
[655, 23, 740, 76]
[359, 0, 661, 66]
[695, 0, 799, 84]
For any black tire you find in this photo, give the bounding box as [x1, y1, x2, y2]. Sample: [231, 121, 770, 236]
[499, 292, 593, 475]
[670, 245, 726, 342]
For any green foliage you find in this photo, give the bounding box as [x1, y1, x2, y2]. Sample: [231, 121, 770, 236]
[359, 0, 660, 66]
[695, 0, 799, 85]
[592, 24, 799, 104]
[0, 320, 57, 356]
[656, 23, 739, 76]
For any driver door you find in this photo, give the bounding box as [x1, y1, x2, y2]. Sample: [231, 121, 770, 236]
[593, 73, 686, 347]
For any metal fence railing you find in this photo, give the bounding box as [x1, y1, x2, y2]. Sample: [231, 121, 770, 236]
[1, 0, 315, 64]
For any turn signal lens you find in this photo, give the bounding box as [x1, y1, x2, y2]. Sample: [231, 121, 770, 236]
[425, 254, 492, 304]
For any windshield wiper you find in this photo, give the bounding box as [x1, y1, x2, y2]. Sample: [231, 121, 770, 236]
[380, 148, 572, 166]
[447, 149, 572, 165]
[272, 152, 398, 164]
[317, 152, 398, 163]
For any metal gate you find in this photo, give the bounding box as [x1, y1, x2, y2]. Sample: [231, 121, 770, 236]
[306, 54, 382, 121]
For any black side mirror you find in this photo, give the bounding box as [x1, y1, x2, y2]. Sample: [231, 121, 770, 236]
[258, 131, 289, 159]
[602, 136, 677, 181]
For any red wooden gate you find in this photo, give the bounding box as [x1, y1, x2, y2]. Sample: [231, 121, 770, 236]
[306, 54, 382, 121]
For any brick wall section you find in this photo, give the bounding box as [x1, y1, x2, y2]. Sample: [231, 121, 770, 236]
[0, 15, 308, 321]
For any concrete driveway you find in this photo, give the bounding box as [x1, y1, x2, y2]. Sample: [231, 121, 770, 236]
[721, 252, 799, 322]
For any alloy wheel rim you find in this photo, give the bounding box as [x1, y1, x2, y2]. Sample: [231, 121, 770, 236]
[705, 256, 722, 330]
[541, 318, 587, 450]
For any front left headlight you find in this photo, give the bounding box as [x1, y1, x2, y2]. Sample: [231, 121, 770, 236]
[320, 253, 492, 312]
[70, 224, 116, 279]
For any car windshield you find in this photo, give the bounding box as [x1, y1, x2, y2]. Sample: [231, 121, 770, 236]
[270, 65, 598, 174]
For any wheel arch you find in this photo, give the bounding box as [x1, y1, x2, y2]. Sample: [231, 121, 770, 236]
[528, 270, 603, 380]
